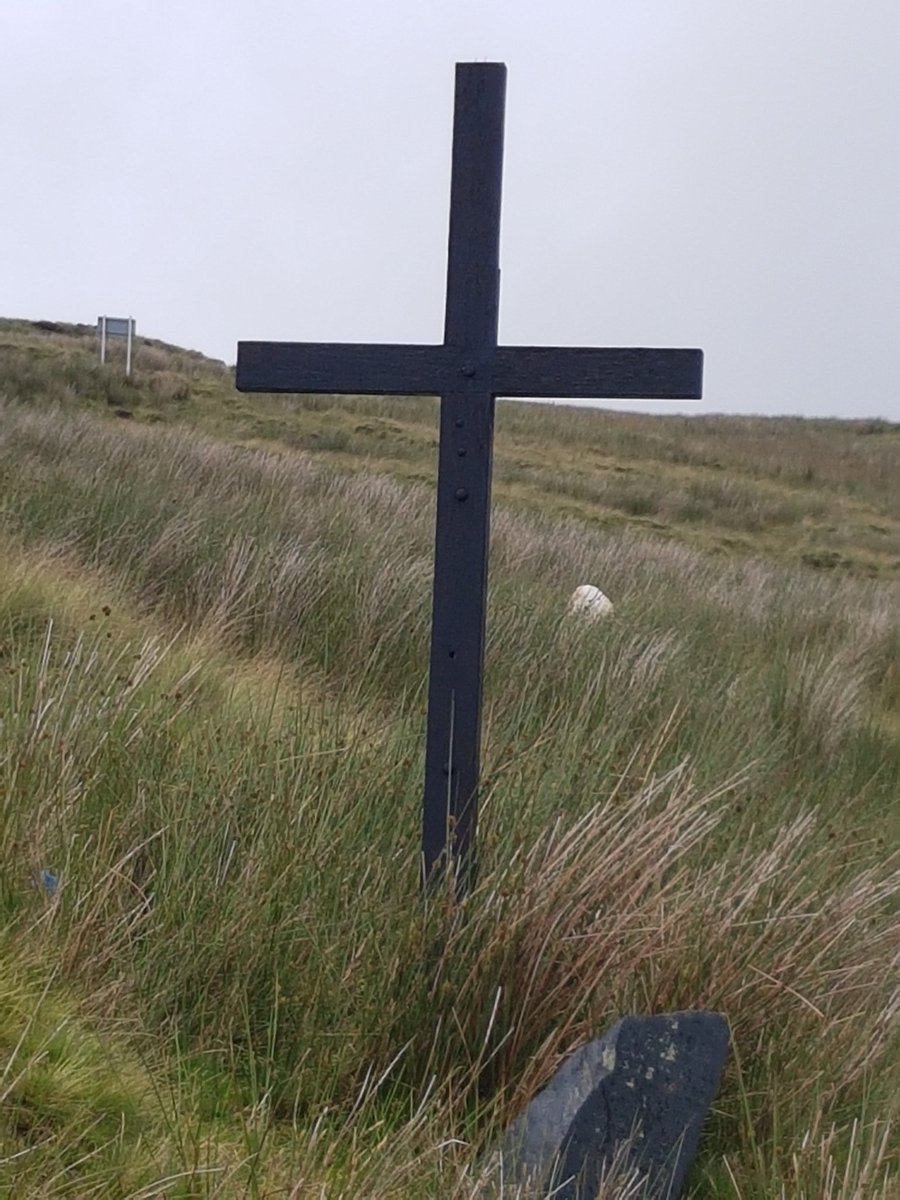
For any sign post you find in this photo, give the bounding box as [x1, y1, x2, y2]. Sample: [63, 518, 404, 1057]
[98, 316, 136, 376]
[236, 63, 703, 895]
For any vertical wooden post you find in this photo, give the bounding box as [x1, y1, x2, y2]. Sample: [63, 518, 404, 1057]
[421, 64, 506, 892]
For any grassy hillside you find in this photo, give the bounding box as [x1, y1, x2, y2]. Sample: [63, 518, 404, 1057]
[3, 317, 899, 576]
[0, 318, 898, 1197]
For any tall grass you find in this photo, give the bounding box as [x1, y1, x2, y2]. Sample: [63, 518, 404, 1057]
[0, 393, 897, 1195]
[4, 317, 899, 574]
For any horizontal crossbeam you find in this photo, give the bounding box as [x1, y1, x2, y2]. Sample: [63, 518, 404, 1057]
[493, 346, 703, 400]
[236, 342, 446, 395]
[236, 342, 704, 400]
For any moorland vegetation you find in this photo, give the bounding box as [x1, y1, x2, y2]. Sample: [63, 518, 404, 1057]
[0, 318, 897, 1197]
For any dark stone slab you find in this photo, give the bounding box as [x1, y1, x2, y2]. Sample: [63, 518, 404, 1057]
[493, 1011, 729, 1199]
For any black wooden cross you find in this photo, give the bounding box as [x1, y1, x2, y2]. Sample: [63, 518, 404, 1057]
[236, 63, 703, 894]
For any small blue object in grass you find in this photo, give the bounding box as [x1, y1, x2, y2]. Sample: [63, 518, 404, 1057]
[39, 869, 59, 895]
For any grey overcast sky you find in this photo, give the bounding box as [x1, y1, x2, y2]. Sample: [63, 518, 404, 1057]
[2, 1, 899, 418]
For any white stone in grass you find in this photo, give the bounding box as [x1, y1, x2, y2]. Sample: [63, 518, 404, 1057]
[568, 584, 614, 619]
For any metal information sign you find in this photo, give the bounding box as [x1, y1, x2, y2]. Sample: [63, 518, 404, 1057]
[98, 315, 136, 375]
